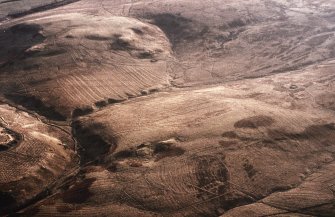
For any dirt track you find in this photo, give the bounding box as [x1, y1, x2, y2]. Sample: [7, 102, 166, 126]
[0, 0, 335, 216]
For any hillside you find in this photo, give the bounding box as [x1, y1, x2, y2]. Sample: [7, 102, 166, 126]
[0, 0, 335, 216]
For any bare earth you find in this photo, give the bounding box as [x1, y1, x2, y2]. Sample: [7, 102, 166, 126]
[0, 0, 335, 216]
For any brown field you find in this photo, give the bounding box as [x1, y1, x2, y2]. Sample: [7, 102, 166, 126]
[0, 0, 335, 216]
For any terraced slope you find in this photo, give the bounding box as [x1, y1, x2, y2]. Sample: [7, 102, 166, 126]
[222, 162, 335, 217]
[7, 0, 335, 86]
[0, 103, 77, 215]
[49, 0, 335, 86]
[0, 13, 171, 120]
[19, 60, 335, 216]
[0, 0, 334, 216]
